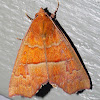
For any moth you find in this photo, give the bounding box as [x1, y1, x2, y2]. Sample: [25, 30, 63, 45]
[9, 1, 90, 98]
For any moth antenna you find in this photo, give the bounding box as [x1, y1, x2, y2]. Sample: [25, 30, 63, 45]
[51, 0, 59, 18]
[25, 13, 33, 21]
[54, 0, 59, 16]
[16, 38, 23, 41]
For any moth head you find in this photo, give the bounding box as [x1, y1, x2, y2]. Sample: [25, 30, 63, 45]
[35, 8, 46, 17]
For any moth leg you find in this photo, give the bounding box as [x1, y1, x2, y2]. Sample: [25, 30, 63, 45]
[16, 37, 23, 41]
[26, 13, 33, 21]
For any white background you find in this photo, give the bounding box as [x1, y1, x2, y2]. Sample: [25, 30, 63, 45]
[0, 0, 100, 100]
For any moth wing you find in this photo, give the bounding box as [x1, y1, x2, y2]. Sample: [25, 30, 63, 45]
[46, 22, 90, 94]
[9, 17, 48, 97]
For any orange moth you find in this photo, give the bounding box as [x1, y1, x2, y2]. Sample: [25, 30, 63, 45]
[9, 1, 90, 98]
